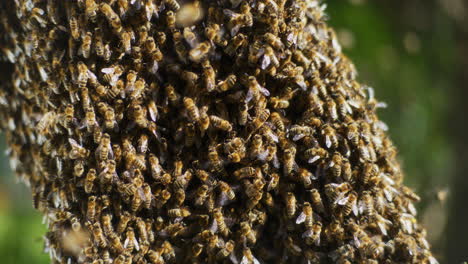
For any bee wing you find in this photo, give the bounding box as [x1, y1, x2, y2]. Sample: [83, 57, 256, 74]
[229, 252, 239, 264]
[308, 156, 320, 164]
[325, 135, 332, 148]
[68, 138, 81, 149]
[217, 192, 230, 207]
[257, 149, 269, 161]
[377, 220, 388, 236]
[240, 256, 248, 264]
[101, 67, 115, 74]
[295, 212, 306, 224]
[245, 88, 253, 103]
[352, 203, 358, 216]
[302, 229, 313, 238]
[209, 219, 218, 233]
[336, 195, 349, 205]
[292, 134, 305, 141]
[272, 155, 280, 168]
[87, 70, 97, 81]
[258, 86, 270, 97]
[261, 55, 271, 70]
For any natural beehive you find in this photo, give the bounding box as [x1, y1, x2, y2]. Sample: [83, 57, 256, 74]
[0, 0, 437, 263]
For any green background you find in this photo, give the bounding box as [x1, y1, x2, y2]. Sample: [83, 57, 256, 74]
[0, 0, 464, 263]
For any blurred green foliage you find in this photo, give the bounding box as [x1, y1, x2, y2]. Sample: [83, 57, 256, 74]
[0, 0, 457, 263]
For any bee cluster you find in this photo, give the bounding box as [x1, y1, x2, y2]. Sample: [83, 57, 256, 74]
[0, 0, 437, 263]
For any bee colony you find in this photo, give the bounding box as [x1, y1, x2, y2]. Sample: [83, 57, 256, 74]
[0, 0, 437, 263]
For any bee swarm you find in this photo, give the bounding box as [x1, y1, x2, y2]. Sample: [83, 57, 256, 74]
[0, 0, 437, 263]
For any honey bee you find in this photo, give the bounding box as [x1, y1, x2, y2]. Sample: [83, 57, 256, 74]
[80, 32, 93, 59]
[264, 32, 284, 50]
[322, 124, 338, 149]
[96, 133, 113, 161]
[124, 227, 139, 252]
[198, 105, 210, 135]
[218, 181, 235, 205]
[92, 222, 107, 248]
[147, 101, 159, 122]
[195, 184, 210, 206]
[209, 115, 232, 132]
[359, 191, 375, 217]
[216, 240, 235, 259]
[261, 46, 279, 70]
[116, 211, 132, 234]
[289, 125, 314, 141]
[168, 207, 191, 218]
[217, 74, 236, 92]
[283, 147, 298, 176]
[164, 0, 180, 11]
[189, 41, 211, 63]
[69, 14, 80, 40]
[101, 214, 114, 235]
[68, 138, 90, 159]
[225, 33, 247, 56]
[234, 167, 257, 180]
[240, 221, 256, 245]
[84, 169, 97, 193]
[304, 221, 322, 246]
[285, 192, 297, 218]
[87, 196, 97, 221]
[132, 105, 148, 128]
[212, 207, 229, 236]
[337, 191, 358, 216]
[100, 3, 122, 32]
[85, 0, 98, 22]
[120, 31, 132, 54]
[326, 98, 338, 121]
[149, 154, 163, 180]
[362, 163, 378, 185]
[250, 107, 270, 132]
[269, 96, 290, 109]
[165, 84, 180, 103]
[325, 182, 352, 204]
[245, 76, 270, 103]
[183, 97, 200, 122]
[147, 250, 163, 264]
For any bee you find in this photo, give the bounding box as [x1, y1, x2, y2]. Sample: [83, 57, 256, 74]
[72, 159, 85, 178]
[84, 169, 97, 193]
[362, 163, 378, 185]
[116, 211, 132, 234]
[85, 0, 98, 22]
[120, 31, 132, 54]
[283, 147, 298, 176]
[337, 191, 358, 216]
[189, 41, 211, 63]
[147, 250, 163, 264]
[234, 103, 249, 126]
[202, 60, 216, 92]
[112, 144, 122, 163]
[218, 181, 235, 205]
[261, 46, 280, 70]
[195, 184, 210, 207]
[250, 108, 270, 131]
[285, 192, 297, 218]
[209, 115, 232, 132]
[124, 227, 139, 252]
[68, 138, 90, 159]
[96, 133, 113, 161]
[217, 74, 236, 92]
[347, 122, 360, 146]
[149, 154, 163, 180]
[216, 240, 235, 259]
[197, 105, 210, 135]
[329, 152, 343, 178]
[183, 27, 198, 48]
[183, 97, 200, 122]
[164, 0, 180, 11]
[205, 23, 226, 46]
[76, 61, 89, 88]
[168, 207, 191, 218]
[295, 202, 314, 229]
[225, 33, 247, 56]
[92, 222, 107, 248]
[87, 196, 97, 221]
[80, 32, 93, 59]
[94, 33, 104, 58]
[321, 124, 339, 149]
[101, 214, 114, 235]
[246, 76, 270, 103]
[69, 14, 80, 40]
[132, 105, 148, 128]
[147, 101, 159, 122]
[234, 167, 257, 180]
[264, 32, 284, 50]
[165, 84, 180, 103]
[359, 191, 375, 217]
[401, 186, 421, 202]
[304, 221, 322, 246]
[269, 96, 290, 109]
[326, 98, 338, 121]
[297, 168, 315, 187]
[113, 254, 126, 264]
[240, 221, 256, 245]
[289, 125, 314, 141]
[325, 182, 352, 205]
[100, 3, 122, 32]
[212, 207, 230, 236]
